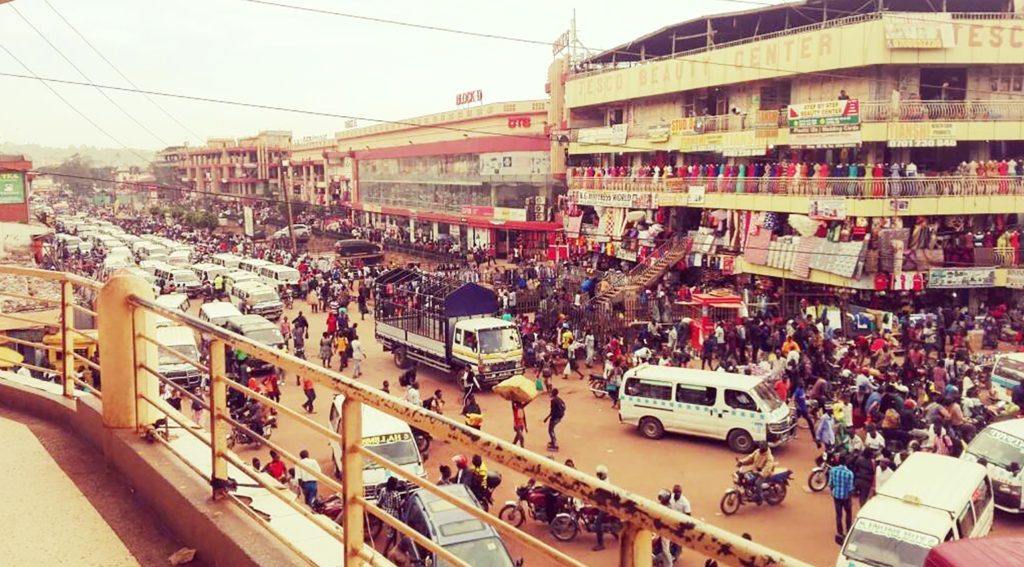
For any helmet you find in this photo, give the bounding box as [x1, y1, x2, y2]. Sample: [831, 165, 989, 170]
[595, 464, 609, 477]
[657, 489, 671, 502]
[451, 455, 468, 468]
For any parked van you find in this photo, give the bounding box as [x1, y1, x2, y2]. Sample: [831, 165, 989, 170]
[191, 262, 229, 284]
[229, 281, 283, 320]
[155, 324, 203, 389]
[136, 242, 169, 262]
[988, 352, 1024, 402]
[258, 264, 301, 292]
[618, 365, 794, 452]
[837, 453, 993, 567]
[224, 314, 284, 374]
[198, 301, 243, 328]
[166, 249, 192, 266]
[239, 257, 271, 274]
[223, 270, 259, 293]
[328, 394, 425, 500]
[210, 253, 243, 270]
[153, 293, 190, 328]
[153, 265, 202, 297]
[962, 418, 1024, 513]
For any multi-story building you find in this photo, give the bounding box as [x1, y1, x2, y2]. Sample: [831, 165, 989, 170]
[562, 0, 1024, 311]
[156, 131, 291, 198]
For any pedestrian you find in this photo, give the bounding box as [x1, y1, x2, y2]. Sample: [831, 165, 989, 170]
[319, 331, 333, 368]
[302, 376, 316, 413]
[462, 393, 483, 430]
[829, 454, 855, 544]
[381, 380, 391, 394]
[350, 335, 366, 378]
[423, 389, 445, 414]
[262, 449, 287, 482]
[335, 333, 349, 371]
[296, 449, 322, 507]
[404, 380, 421, 406]
[543, 388, 566, 451]
[460, 367, 480, 405]
[592, 464, 610, 551]
[511, 401, 527, 447]
[262, 371, 281, 404]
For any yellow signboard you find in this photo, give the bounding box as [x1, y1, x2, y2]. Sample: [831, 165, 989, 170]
[886, 122, 956, 147]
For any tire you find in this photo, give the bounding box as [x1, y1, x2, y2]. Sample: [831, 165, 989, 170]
[393, 347, 413, 369]
[549, 513, 579, 542]
[727, 429, 755, 453]
[720, 490, 741, 516]
[499, 504, 526, 528]
[639, 417, 665, 440]
[765, 481, 788, 506]
[808, 468, 828, 493]
[589, 379, 608, 398]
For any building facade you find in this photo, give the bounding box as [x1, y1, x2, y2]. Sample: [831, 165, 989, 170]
[156, 131, 291, 198]
[562, 0, 1024, 310]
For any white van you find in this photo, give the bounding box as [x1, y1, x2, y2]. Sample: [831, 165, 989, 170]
[198, 301, 243, 328]
[154, 293, 191, 328]
[837, 452, 993, 567]
[156, 324, 204, 389]
[258, 264, 301, 292]
[153, 265, 202, 297]
[191, 262, 229, 284]
[136, 242, 169, 262]
[166, 249, 192, 266]
[618, 365, 794, 452]
[988, 352, 1024, 402]
[211, 253, 243, 270]
[224, 270, 259, 293]
[962, 418, 1024, 513]
[328, 395, 426, 500]
[229, 280, 284, 320]
[239, 257, 272, 274]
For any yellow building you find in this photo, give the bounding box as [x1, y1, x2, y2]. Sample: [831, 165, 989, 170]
[156, 131, 291, 197]
[561, 0, 1024, 302]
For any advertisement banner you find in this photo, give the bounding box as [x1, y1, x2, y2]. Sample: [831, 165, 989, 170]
[886, 122, 956, 147]
[609, 124, 628, 145]
[680, 133, 724, 153]
[646, 124, 671, 142]
[788, 99, 862, 148]
[461, 206, 494, 217]
[0, 172, 25, 205]
[563, 215, 584, 238]
[928, 268, 997, 289]
[493, 207, 527, 221]
[577, 127, 613, 145]
[1007, 269, 1024, 289]
[687, 186, 706, 205]
[242, 206, 254, 237]
[809, 197, 847, 221]
[478, 151, 550, 176]
[720, 130, 767, 157]
[882, 13, 955, 49]
[570, 189, 657, 209]
[670, 117, 696, 135]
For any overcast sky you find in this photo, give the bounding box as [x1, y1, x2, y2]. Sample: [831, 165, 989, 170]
[0, 0, 777, 150]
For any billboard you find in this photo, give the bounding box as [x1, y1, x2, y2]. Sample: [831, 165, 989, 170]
[0, 172, 26, 205]
[788, 99, 862, 148]
[478, 152, 550, 176]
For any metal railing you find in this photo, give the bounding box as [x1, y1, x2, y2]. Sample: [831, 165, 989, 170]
[0, 265, 812, 567]
[860, 99, 1024, 122]
[568, 175, 1024, 199]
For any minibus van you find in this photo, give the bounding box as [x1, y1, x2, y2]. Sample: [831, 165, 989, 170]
[962, 418, 1024, 513]
[239, 257, 271, 274]
[224, 314, 284, 374]
[156, 324, 204, 389]
[229, 281, 283, 320]
[198, 301, 243, 328]
[210, 253, 243, 270]
[837, 453, 993, 567]
[153, 293, 190, 328]
[988, 352, 1024, 402]
[258, 264, 301, 292]
[191, 263, 229, 284]
[618, 365, 794, 452]
[153, 266, 202, 297]
[223, 270, 259, 293]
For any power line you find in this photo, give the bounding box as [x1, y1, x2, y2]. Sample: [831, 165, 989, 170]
[8, 2, 169, 147]
[40, 0, 203, 143]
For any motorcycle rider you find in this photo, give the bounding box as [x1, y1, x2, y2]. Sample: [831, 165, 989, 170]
[736, 442, 775, 503]
[593, 464, 610, 551]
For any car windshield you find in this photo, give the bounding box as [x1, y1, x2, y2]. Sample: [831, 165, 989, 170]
[843, 519, 939, 567]
[362, 435, 419, 469]
[992, 357, 1024, 390]
[439, 537, 515, 567]
[251, 290, 279, 303]
[159, 343, 199, 366]
[752, 381, 784, 411]
[478, 328, 521, 354]
[967, 428, 1024, 470]
[247, 328, 284, 346]
[175, 272, 199, 283]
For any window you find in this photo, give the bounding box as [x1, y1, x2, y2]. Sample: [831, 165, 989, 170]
[725, 389, 758, 411]
[464, 331, 477, 352]
[405, 503, 430, 538]
[956, 503, 974, 539]
[676, 385, 717, 406]
[623, 378, 672, 401]
[970, 479, 992, 526]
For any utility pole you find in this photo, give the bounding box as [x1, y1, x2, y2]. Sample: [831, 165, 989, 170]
[280, 159, 298, 254]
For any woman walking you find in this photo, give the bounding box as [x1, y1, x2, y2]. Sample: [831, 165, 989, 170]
[319, 331, 334, 368]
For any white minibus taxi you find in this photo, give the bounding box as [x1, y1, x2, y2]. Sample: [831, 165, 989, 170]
[258, 264, 301, 291]
[210, 253, 243, 270]
[239, 257, 271, 274]
[837, 452, 993, 567]
[618, 365, 794, 452]
[962, 418, 1024, 513]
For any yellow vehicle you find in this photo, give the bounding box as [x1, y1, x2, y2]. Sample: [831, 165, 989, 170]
[43, 329, 99, 371]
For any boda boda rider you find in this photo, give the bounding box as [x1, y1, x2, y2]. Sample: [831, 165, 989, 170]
[736, 442, 775, 502]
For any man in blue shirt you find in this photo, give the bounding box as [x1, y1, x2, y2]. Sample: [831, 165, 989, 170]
[829, 454, 855, 544]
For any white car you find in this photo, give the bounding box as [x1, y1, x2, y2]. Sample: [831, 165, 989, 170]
[272, 224, 311, 241]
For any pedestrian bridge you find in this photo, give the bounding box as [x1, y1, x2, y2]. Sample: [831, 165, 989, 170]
[0, 264, 809, 567]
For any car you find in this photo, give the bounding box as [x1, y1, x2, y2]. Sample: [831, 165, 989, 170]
[272, 223, 311, 241]
[335, 239, 383, 264]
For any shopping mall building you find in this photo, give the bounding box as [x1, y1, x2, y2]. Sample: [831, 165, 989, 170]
[562, 0, 1024, 311]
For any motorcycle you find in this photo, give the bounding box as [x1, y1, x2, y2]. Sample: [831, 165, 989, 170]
[549, 500, 623, 542]
[808, 451, 834, 493]
[498, 480, 566, 527]
[719, 467, 793, 516]
[589, 373, 609, 398]
[226, 418, 273, 449]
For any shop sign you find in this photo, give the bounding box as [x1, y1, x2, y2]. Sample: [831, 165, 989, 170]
[577, 126, 613, 145]
[507, 116, 532, 128]
[687, 185, 706, 205]
[615, 247, 639, 262]
[646, 124, 671, 142]
[0, 172, 25, 205]
[720, 130, 767, 157]
[1006, 269, 1024, 289]
[928, 267, 997, 289]
[680, 133, 724, 153]
[808, 197, 846, 221]
[461, 205, 494, 217]
[493, 207, 527, 221]
[788, 99, 862, 149]
[479, 151, 549, 176]
[552, 29, 571, 55]
[456, 89, 483, 106]
[882, 13, 955, 49]
[889, 199, 910, 212]
[887, 122, 956, 147]
[670, 117, 696, 135]
[609, 123, 628, 145]
[657, 192, 690, 207]
[570, 189, 657, 209]
[362, 203, 382, 213]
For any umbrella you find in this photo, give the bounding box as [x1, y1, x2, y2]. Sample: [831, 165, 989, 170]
[0, 346, 24, 369]
[493, 374, 539, 405]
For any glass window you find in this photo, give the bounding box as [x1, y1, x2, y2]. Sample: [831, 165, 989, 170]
[725, 390, 758, 411]
[676, 385, 717, 406]
[956, 503, 975, 539]
[623, 379, 672, 401]
[971, 479, 992, 522]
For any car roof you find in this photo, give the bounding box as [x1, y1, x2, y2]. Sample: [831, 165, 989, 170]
[875, 453, 987, 513]
[412, 484, 498, 545]
[625, 364, 764, 389]
[200, 302, 242, 317]
[853, 497, 951, 540]
[262, 264, 298, 273]
[226, 270, 257, 279]
[228, 314, 276, 329]
[233, 280, 277, 292]
[458, 318, 513, 332]
[331, 395, 416, 437]
[987, 418, 1024, 438]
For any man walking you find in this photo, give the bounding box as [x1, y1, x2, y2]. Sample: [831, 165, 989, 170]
[296, 449, 322, 507]
[350, 335, 366, 378]
[542, 388, 566, 451]
[301, 376, 316, 413]
[511, 401, 527, 448]
[829, 454, 855, 544]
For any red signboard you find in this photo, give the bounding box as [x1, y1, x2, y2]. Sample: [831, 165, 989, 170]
[507, 116, 532, 129]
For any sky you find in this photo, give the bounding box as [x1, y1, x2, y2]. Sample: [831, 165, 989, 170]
[0, 0, 781, 151]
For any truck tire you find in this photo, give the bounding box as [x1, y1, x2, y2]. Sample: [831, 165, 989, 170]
[393, 347, 413, 369]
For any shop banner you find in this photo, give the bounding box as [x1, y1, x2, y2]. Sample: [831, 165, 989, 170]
[886, 122, 956, 147]
[478, 151, 550, 176]
[720, 130, 767, 157]
[882, 13, 955, 49]
[680, 133, 724, 153]
[570, 189, 658, 209]
[657, 192, 690, 207]
[646, 124, 670, 142]
[563, 215, 584, 238]
[493, 207, 527, 221]
[461, 205, 494, 216]
[687, 185, 706, 205]
[788, 99, 862, 149]
[577, 127, 613, 145]
[670, 117, 696, 135]
[1007, 269, 1024, 289]
[0, 172, 25, 205]
[609, 124, 628, 145]
[928, 267, 997, 289]
[808, 197, 847, 221]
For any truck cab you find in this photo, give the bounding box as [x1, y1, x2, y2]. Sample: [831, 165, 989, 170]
[451, 318, 523, 384]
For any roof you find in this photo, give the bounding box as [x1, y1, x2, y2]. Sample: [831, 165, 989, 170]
[199, 302, 243, 317]
[376, 268, 498, 317]
[986, 418, 1024, 439]
[457, 318, 515, 332]
[875, 453, 987, 513]
[331, 394, 416, 438]
[232, 280, 277, 293]
[228, 314, 276, 329]
[853, 497, 951, 541]
[261, 264, 299, 274]
[412, 484, 497, 545]
[925, 538, 1024, 567]
[627, 364, 763, 389]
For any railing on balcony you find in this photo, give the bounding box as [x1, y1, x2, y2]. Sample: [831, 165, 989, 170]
[568, 175, 1024, 199]
[860, 99, 1024, 122]
[0, 265, 810, 567]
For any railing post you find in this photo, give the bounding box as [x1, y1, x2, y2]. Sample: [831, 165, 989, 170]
[60, 280, 75, 398]
[341, 396, 365, 565]
[620, 524, 653, 567]
[208, 339, 229, 494]
[97, 274, 158, 429]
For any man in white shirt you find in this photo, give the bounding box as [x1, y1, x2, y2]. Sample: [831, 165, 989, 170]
[669, 484, 691, 515]
[295, 449, 322, 507]
[350, 337, 366, 378]
[405, 381, 421, 406]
